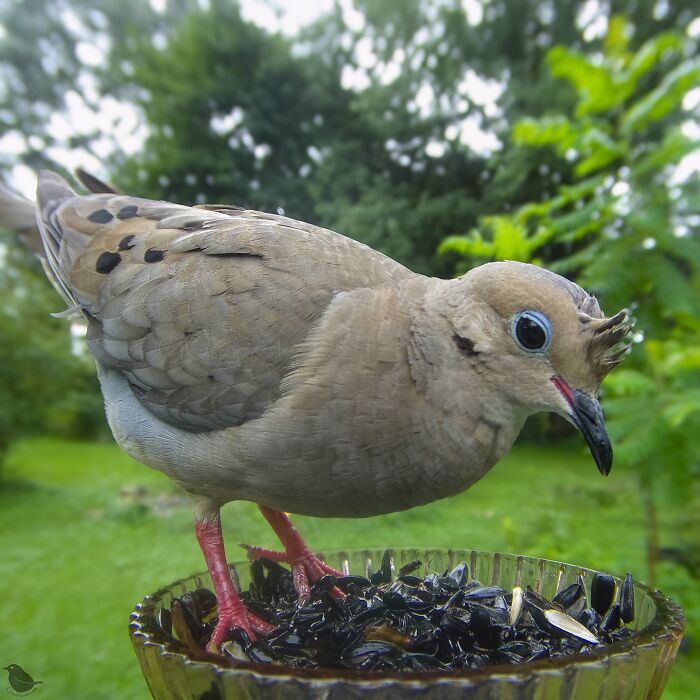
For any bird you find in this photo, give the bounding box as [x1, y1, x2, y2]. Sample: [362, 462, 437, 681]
[2, 170, 631, 651]
[3, 664, 43, 693]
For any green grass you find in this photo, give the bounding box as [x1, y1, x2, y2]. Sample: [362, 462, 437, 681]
[0, 437, 696, 698]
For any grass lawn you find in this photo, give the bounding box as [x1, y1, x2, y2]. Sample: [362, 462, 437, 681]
[0, 437, 696, 698]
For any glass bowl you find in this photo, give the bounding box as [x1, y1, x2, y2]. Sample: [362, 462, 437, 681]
[129, 549, 684, 699]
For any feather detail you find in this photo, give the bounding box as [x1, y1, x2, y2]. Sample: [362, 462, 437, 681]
[580, 308, 634, 379]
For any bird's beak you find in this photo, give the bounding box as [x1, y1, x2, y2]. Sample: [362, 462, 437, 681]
[551, 376, 613, 476]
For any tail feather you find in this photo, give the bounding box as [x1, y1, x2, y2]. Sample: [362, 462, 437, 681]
[1, 169, 122, 315]
[0, 184, 36, 231]
[0, 183, 43, 254]
[0, 176, 76, 306]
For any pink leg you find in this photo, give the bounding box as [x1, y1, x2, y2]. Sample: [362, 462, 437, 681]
[245, 505, 344, 600]
[195, 512, 274, 651]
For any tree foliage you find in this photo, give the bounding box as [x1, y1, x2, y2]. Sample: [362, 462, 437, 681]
[0, 235, 106, 457]
[440, 16, 700, 577]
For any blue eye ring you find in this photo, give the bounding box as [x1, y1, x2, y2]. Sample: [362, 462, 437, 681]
[512, 310, 552, 353]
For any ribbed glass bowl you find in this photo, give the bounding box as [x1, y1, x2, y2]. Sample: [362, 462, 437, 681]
[129, 549, 684, 699]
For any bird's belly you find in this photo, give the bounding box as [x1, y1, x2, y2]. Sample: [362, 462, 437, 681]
[230, 412, 510, 518]
[96, 364, 516, 518]
[241, 453, 493, 518]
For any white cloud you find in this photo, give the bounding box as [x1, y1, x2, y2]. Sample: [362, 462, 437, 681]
[378, 57, 402, 85]
[60, 8, 84, 34]
[355, 36, 377, 70]
[425, 140, 446, 158]
[10, 164, 36, 200]
[688, 16, 700, 38]
[457, 70, 504, 113]
[577, 0, 600, 30]
[0, 130, 27, 156]
[239, 0, 334, 36]
[76, 39, 108, 67]
[670, 149, 700, 185]
[457, 114, 502, 155]
[611, 180, 629, 197]
[461, 0, 483, 26]
[414, 83, 435, 117]
[583, 15, 608, 42]
[341, 64, 370, 91]
[681, 120, 700, 140]
[210, 107, 244, 135]
[682, 87, 700, 112]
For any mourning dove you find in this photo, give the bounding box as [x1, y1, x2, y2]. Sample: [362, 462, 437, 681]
[4, 171, 631, 649]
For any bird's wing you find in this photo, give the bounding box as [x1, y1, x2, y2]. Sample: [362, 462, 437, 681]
[36, 173, 413, 431]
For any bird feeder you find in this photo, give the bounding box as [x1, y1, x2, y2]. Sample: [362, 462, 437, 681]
[129, 549, 684, 699]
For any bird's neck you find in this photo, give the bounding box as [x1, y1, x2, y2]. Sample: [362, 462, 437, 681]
[399, 276, 529, 478]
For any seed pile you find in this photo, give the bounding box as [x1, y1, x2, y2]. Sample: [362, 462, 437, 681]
[158, 551, 636, 672]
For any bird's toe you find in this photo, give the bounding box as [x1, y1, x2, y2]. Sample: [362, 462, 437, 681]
[242, 543, 346, 599]
[207, 607, 275, 653]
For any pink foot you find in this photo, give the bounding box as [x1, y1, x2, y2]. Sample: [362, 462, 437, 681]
[247, 506, 345, 600]
[208, 603, 275, 653]
[195, 513, 275, 652]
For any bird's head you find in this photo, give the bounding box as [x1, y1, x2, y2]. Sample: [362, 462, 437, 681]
[436, 261, 632, 476]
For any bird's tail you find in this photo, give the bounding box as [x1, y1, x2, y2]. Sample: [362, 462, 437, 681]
[1, 169, 123, 313]
[0, 168, 118, 255]
[0, 183, 44, 253]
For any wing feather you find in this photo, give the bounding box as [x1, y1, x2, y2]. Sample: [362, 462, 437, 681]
[40, 181, 413, 431]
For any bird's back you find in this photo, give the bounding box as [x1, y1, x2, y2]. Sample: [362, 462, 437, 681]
[36, 172, 415, 433]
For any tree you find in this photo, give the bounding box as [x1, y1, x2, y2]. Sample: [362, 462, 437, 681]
[1, 0, 696, 276]
[440, 16, 700, 583]
[0, 232, 106, 463]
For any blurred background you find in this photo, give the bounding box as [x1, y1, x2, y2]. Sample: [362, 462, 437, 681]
[0, 0, 698, 697]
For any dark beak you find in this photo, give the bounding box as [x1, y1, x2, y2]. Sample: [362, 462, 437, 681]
[552, 377, 613, 476]
[571, 390, 613, 476]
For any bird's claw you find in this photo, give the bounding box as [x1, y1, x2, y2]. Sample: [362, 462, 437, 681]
[242, 543, 345, 599]
[206, 607, 275, 653]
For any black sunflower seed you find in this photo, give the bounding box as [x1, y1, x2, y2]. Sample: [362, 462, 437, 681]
[171, 552, 637, 671]
[591, 572, 616, 615]
[619, 573, 635, 623]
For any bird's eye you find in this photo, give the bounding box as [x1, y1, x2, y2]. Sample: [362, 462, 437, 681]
[512, 311, 552, 352]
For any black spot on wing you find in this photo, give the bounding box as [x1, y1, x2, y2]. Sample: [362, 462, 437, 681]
[207, 250, 264, 259]
[118, 235, 136, 251]
[96, 251, 121, 274]
[117, 205, 139, 219]
[88, 209, 114, 224]
[144, 248, 165, 263]
[180, 219, 206, 232]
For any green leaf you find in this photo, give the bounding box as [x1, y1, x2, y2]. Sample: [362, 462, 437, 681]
[547, 46, 629, 115]
[622, 57, 700, 134]
[605, 369, 656, 396]
[484, 215, 533, 261]
[438, 231, 495, 259]
[623, 32, 683, 85]
[603, 15, 630, 59]
[574, 129, 627, 176]
[663, 393, 700, 428]
[632, 127, 699, 178]
[512, 116, 574, 147]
